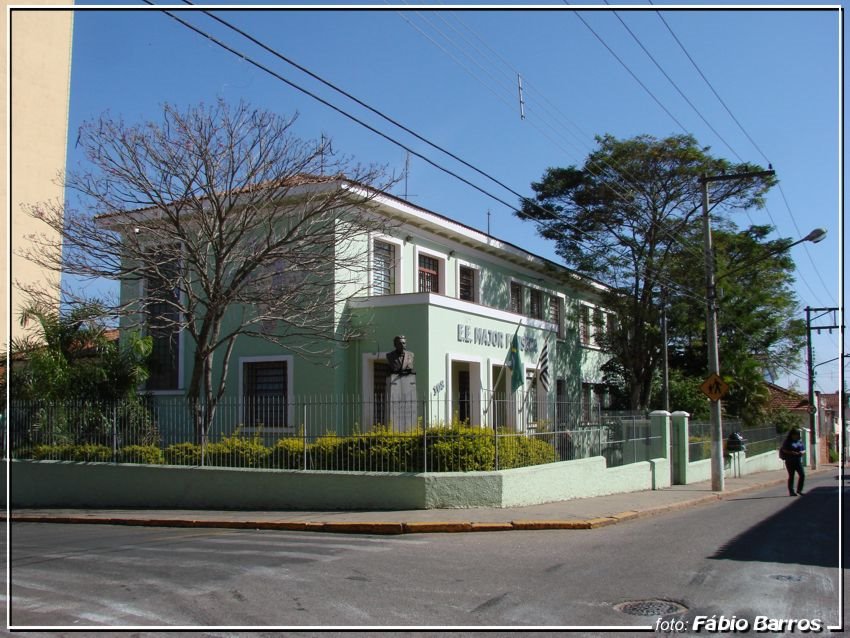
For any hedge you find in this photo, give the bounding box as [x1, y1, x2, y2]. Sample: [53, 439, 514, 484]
[17, 426, 559, 473]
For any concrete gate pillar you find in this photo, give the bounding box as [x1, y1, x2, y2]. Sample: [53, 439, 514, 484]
[670, 411, 690, 485]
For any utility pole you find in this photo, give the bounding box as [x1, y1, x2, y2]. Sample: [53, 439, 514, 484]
[661, 287, 670, 413]
[700, 169, 775, 492]
[805, 306, 840, 470]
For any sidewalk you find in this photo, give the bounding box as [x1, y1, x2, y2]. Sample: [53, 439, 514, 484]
[8, 466, 838, 535]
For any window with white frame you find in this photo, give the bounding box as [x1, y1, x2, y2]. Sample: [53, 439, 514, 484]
[458, 265, 477, 303]
[510, 282, 523, 315]
[143, 247, 181, 391]
[580, 305, 592, 346]
[243, 359, 290, 428]
[550, 295, 564, 339]
[372, 240, 397, 296]
[529, 289, 543, 320]
[418, 254, 440, 293]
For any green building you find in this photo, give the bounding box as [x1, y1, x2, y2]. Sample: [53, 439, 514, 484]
[115, 178, 614, 438]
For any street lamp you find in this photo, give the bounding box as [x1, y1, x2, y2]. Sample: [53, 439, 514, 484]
[699, 222, 827, 491]
[715, 227, 827, 282]
[699, 170, 826, 492]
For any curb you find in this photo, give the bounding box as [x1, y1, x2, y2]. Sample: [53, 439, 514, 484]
[9, 471, 828, 535]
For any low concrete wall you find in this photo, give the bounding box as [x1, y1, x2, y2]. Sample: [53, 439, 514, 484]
[11, 457, 669, 511]
[10, 461, 427, 510]
[499, 458, 665, 507]
[684, 450, 780, 485]
[686, 458, 713, 484]
[742, 450, 783, 475]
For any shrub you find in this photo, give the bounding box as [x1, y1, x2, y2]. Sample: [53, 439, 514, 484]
[163, 442, 202, 466]
[308, 434, 349, 470]
[206, 434, 271, 468]
[119, 445, 164, 465]
[18, 424, 562, 472]
[31, 443, 112, 462]
[271, 437, 307, 470]
[498, 435, 558, 469]
[427, 426, 495, 472]
[343, 427, 422, 472]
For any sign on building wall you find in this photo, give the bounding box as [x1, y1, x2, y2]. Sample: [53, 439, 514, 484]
[456, 323, 538, 355]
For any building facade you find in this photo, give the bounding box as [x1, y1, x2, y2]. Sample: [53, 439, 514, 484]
[5, 6, 74, 349]
[119, 181, 615, 436]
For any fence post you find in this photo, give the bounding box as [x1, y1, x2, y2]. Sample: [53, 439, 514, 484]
[670, 411, 690, 485]
[649, 410, 671, 489]
[302, 402, 308, 471]
[422, 398, 428, 474]
[112, 404, 118, 464]
[200, 402, 206, 468]
[494, 422, 499, 471]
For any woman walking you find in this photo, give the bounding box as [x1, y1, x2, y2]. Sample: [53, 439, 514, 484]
[781, 428, 806, 496]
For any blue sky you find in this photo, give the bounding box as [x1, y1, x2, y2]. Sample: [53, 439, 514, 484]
[61, 2, 843, 393]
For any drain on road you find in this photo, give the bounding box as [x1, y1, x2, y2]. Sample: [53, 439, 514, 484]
[771, 574, 804, 582]
[615, 600, 688, 617]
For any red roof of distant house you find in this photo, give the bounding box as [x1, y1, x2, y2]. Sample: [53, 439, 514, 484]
[765, 382, 810, 413]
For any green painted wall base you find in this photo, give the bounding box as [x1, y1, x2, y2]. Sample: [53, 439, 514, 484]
[11, 458, 668, 511]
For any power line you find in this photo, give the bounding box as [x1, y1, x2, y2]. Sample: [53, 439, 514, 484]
[651, 5, 773, 166]
[144, 1, 635, 277]
[148, 3, 804, 327]
[565, 4, 692, 136]
[649, 6, 836, 309]
[579, 3, 833, 312]
[402, 8, 712, 266]
[605, 4, 744, 164]
[187, 0, 714, 285]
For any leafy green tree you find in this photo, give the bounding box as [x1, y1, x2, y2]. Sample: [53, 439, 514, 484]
[647, 369, 710, 420]
[8, 301, 151, 402]
[518, 134, 775, 409]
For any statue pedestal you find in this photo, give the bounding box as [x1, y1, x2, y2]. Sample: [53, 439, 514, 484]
[386, 374, 418, 432]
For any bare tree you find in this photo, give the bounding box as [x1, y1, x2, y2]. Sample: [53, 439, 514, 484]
[19, 99, 398, 439]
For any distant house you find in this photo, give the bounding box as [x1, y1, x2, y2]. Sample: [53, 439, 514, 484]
[765, 382, 810, 426]
[817, 391, 843, 460]
[765, 382, 835, 464]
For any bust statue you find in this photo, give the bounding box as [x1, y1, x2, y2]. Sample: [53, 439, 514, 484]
[386, 335, 415, 375]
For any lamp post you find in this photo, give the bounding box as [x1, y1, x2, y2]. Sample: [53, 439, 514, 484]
[698, 218, 826, 490]
[695, 168, 832, 491]
[700, 170, 775, 491]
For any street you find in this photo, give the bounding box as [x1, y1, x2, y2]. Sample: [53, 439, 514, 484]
[7, 471, 846, 632]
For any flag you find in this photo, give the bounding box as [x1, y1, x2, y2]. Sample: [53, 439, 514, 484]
[509, 332, 524, 393]
[537, 338, 550, 393]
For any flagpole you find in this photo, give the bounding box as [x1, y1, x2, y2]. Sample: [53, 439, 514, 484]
[484, 322, 522, 428]
[522, 332, 551, 416]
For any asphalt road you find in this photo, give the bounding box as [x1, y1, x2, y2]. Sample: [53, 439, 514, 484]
[7, 472, 846, 633]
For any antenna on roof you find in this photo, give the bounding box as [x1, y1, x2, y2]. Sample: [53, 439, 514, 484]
[517, 74, 526, 121]
[403, 152, 417, 201]
[487, 209, 491, 236]
[404, 152, 410, 199]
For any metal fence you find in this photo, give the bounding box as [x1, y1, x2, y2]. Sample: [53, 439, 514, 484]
[6, 395, 664, 473]
[688, 420, 782, 461]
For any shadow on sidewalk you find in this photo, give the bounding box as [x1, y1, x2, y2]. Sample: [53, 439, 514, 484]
[708, 486, 841, 568]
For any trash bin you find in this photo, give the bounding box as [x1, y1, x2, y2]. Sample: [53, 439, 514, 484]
[726, 431, 746, 453]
